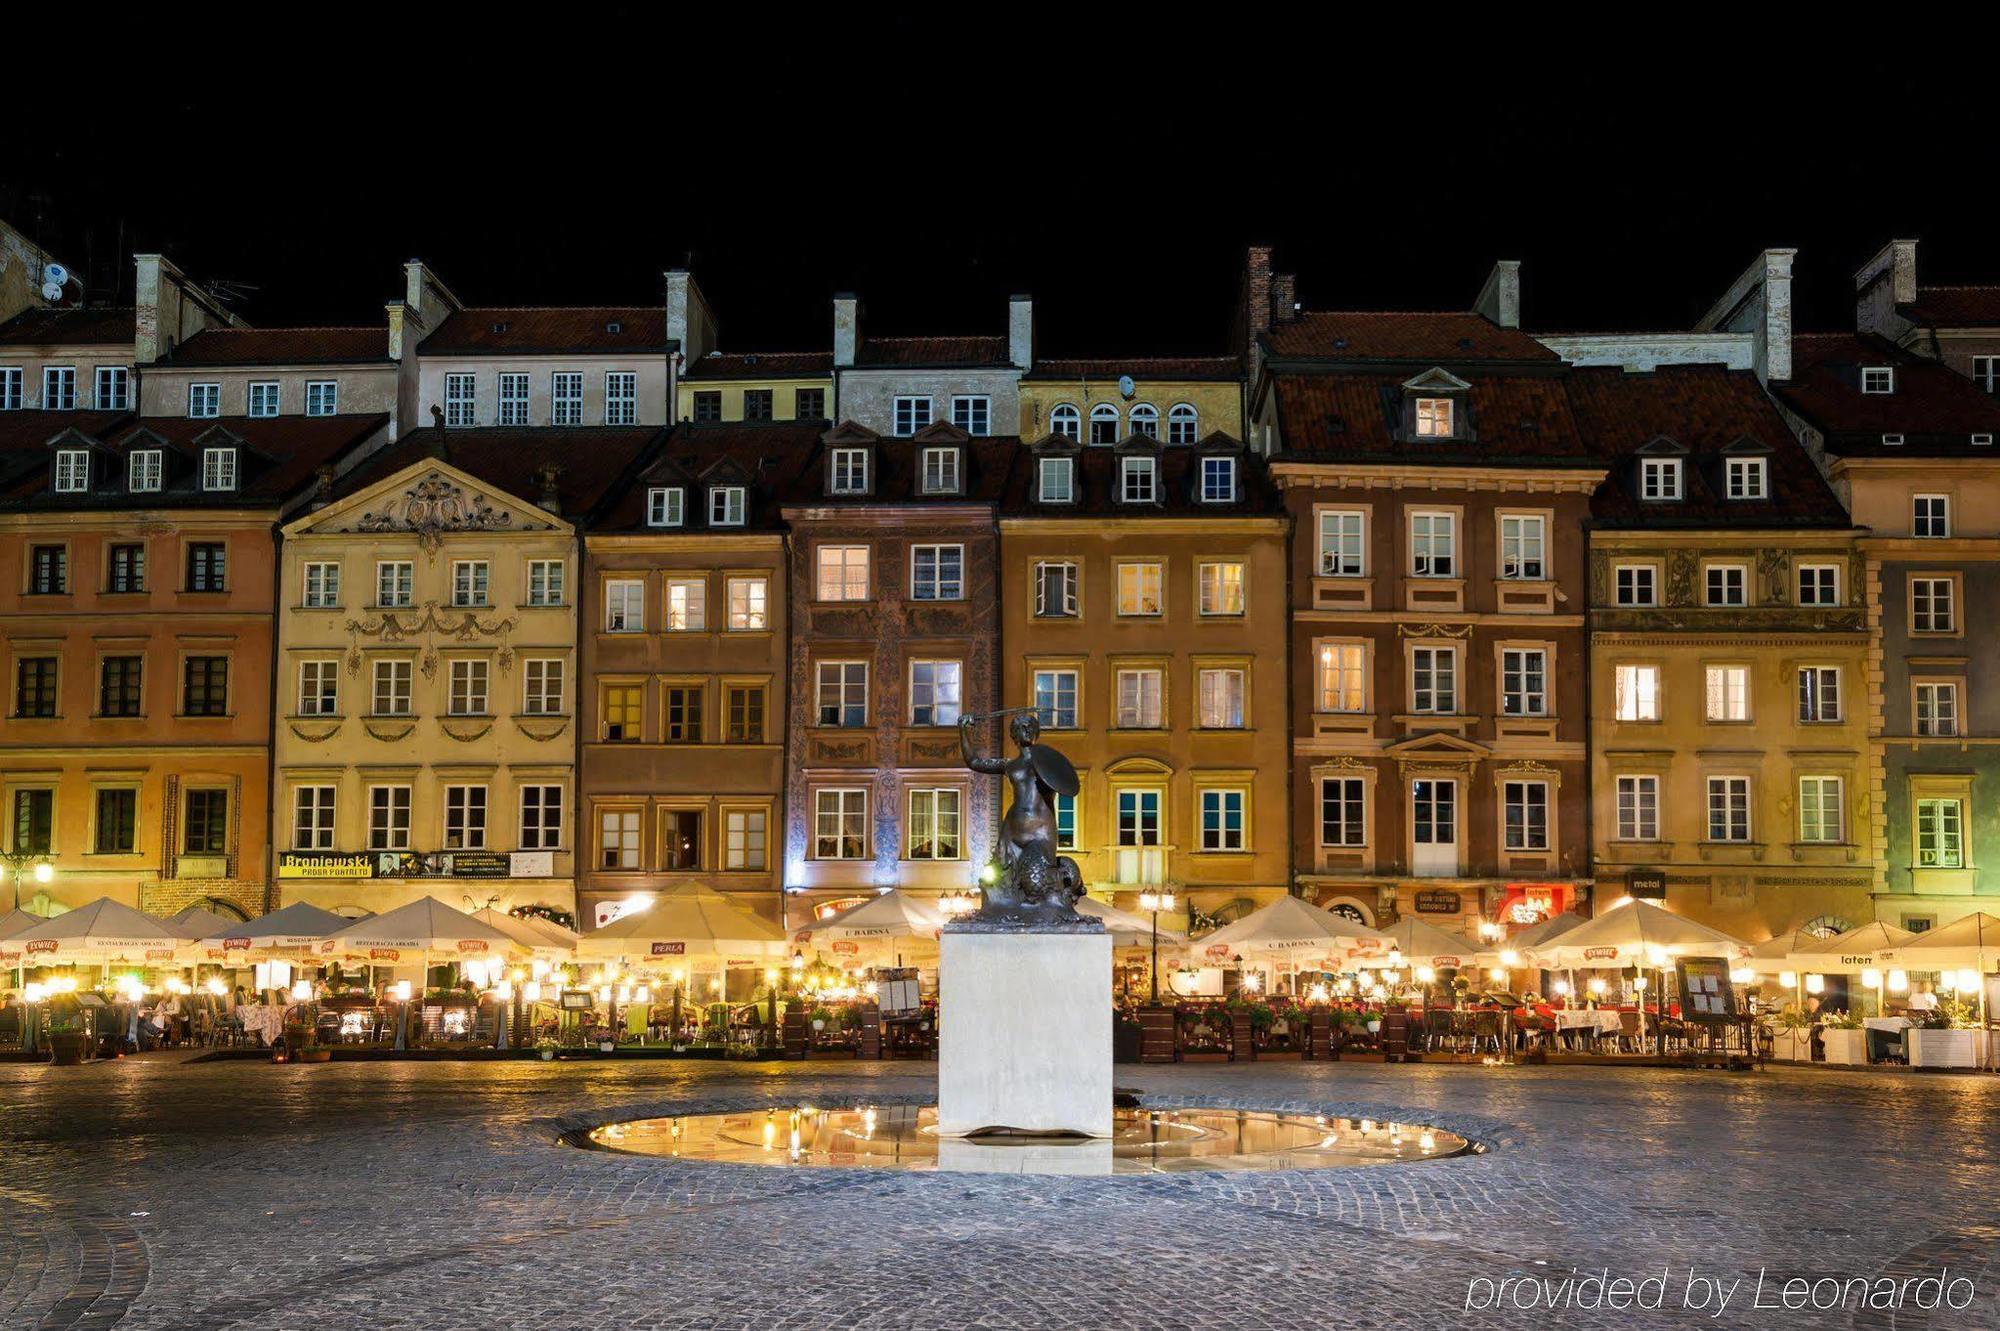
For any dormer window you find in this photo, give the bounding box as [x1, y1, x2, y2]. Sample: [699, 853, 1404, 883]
[920, 446, 960, 494]
[1038, 455, 1074, 504]
[1862, 366, 1895, 395]
[830, 447, 870, 494]
[646, 487, 684, 527]
[1414, 398, 1454, 438]
[54, 449, 89, 493]
[1883, 434, 1905, 446]
[1050, 404, 1081, 441]
[128, 450, 162, 493]
[709, 486, 746, 526]
[1975, 434, 1993, 447]
[1199, 455, 1237, 503]
[1119, 456, 1158, 504]
[1725, 457, 1767, 500]
[202, 447, 238, 492]
[1640, 457, 1682, 501]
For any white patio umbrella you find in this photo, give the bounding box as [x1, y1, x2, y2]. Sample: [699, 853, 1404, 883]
[1525, 900, 1751, 1051]
[1351, 916, 1475, 971]
[1075, 895, 1189, 948]
[500, 910, 580, 950]
[0, 908, 43, 941]
[1744, 927, 1832, 976]
[13, 898, 191, 968]
[579, 882, 787, 963]
[791, 890, 944, 966]
[168, 905, 244, 942]
[1192, 894, 1380, 969]
[1792, 921, 1916, 1006]
[470, 907, 576, 962]
[1879, 914, 2000, 1065]
[197, 900, 352, 960]
[320, 897, 524, 1047]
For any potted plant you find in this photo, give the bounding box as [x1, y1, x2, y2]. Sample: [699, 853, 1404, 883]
[1908, 999, 1984, 1070]
[46, 1013, 88, 1066]
[295, 1041, 332, 1064]
[1820, 1008, 1867, 1065]
[535, 1036, 560, 1062]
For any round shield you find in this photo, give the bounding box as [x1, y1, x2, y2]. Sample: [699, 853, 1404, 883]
[1029, 743, 1080, 797]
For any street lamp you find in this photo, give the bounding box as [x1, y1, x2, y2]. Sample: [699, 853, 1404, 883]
[1138, 888, 1176, 1004]
[0, 853, 54, 912]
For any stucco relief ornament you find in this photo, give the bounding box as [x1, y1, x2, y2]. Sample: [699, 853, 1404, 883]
[356, 475, 513, 558]
[1666, 551, 1697, 606]
[341, 602, 519, 679]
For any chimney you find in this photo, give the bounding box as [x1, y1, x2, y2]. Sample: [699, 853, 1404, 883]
[666, 269, 717, 363]
[833, 294, 861, 368]
[1474, 260, 1522, 329]
[1695, 248, 1796, 384]
[1855, 239, 1919, 341]
[1008, 294, 1034, 371]
[536, 462, 564, 514]
[1270, 273, 1297, 322]
[1240, 246, 1273, 367]
[133, 253, 167, 365]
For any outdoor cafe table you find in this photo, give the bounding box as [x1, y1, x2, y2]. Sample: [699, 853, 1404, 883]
[237, 1005, 284, 1046]
[1552, 1009, 1623, 1037]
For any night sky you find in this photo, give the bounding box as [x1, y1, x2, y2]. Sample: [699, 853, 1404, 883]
[7, 29, 1990, 355]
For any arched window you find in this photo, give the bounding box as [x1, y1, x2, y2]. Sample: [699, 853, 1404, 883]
[1800, 914, 1852, 939]
[1167, 403, 1198, 445]
[1089, 403, 1121, 445]
[1050, 403, 1080, 441]
[1128, 403, 1159, 438]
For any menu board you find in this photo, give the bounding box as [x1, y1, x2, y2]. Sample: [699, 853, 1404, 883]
[875, 967, 922, 1017]
[1676, 956, 1736, 1020]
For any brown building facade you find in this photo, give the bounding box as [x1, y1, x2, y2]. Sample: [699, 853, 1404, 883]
[578, 422, 811, 929]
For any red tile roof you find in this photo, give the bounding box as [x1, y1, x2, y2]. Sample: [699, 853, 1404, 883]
[681, 351, 834, 381]
[594, 421, 823, 531]
[1902, 286, 2000, 329]
[1268, 371, 1591, 465]
[1567, 365, 1849, 528]
[0, 413, 389, 508]
[419, 308, 670, 356]
[1263, 311, 1559, 363]
[339, 426, 659, 520]
[1023, 356, 1242, 383]
[1774, 333, 2000, 453]
[853, 335, 1010, 368]
[0, 306, 136, 347]
[162, 326, 391, 367]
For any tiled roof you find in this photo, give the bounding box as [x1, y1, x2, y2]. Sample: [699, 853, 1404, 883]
[1000, 433, 1278, 518]
[1568, 365, 1849, 529]
[1774, 333, 2000, 455]
[1022, 356, 1242, 383]
[0, 306, 136, 347]
[0, 413, 389, 509]
[853, 336, 1011, 369]
[777, 423, 1019, 506]
[1902, 286, 2000, 329]
[1268, 371, 1592, 466]
[0, 410, 134, 491]
[418, 308, 671, 356]
[161, 326, 391, 367]
[593, 420, 823, 532]
[338, 425, 659, 520]
[1262, 311, 1560, 363]
[681, 351, 834, 381]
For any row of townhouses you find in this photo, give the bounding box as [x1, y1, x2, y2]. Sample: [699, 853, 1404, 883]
[3, 224, 1998, 946]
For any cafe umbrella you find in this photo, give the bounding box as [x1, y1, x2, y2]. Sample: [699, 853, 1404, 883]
[319, 897, 524, 1048]
[790, 890, 945, 967]
[580, 883, 789, 1037]
[12, 897, 192, 969]
[1525, 900, 1752, 1050]
[1194, 894, 1387, 985]
[1878, 913, 2000, 1063]
[1791, 922, 1917, 1014]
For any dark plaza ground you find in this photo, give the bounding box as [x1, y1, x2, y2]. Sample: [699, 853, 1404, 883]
[4, 1056, 1998, 1330]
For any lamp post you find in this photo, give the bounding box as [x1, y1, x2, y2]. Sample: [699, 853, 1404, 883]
[0, 854, 54, 913]
[1138, 888, 1175, 1003]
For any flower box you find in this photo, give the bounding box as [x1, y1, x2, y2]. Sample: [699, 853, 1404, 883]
[1821, 1028, 1868, 1066]
[1909, 1028, 1984, 1070]
[1770, 1028, 1812, 1063]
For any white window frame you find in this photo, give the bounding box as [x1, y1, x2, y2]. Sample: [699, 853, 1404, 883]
[1797, 564, 1841, 606]
[831, 447, 870, 494]
[53, 449, 89, 493]
[371, 659, 413, 716]
[1318, 509, 1366, 577]
[908, 659, 963, 727]
[604, 371, 637, 426]
[550, 371, 584, 425]
[1913, 493, 1951, 538]
[604, 579, 645, 632]
[1640, 457, 1683, 501]
[443, 373, 476, 426]
[376, 560, 414, 608]
[519, 785, 564, 851]
[815, 661, 868, 728]
[1319, 777, 1366, 847]
[1114, 667, 1164, 729]
[813, 788, 868, 859]
[1797, 665, 1841, 724]
[1089, 403, 1121, 445]
[1034, 561, 1078, 618]
[368, 785, 412, 851]
[1704, 564, 1747, 607]
[526, 559, 564, 607]
[447, 659, 490, 716]
[94, 366, 128, 410]
[443, 784, 487, 850]
[920, 446, 961, 494]
[302, 561, 341, 608]
[911, 544, 964, 601]
[1038, 455, 1074, 504]
[1197, 561, 1245, 616]
[949, 396, 990, 437]
[450, 559, 489, 607]
[1199, 455, 1237, 503]
[1119, 455, 1158, 503]
[1725, 457, 1767, 500]
[1033, 668, 1079, 729]
[1798, 776, 1844, 844]
[1050, 403, 1081, 441]
[891, 396, 932, 436]
[1613, 664, 1660, 722]
[1861, 366, 1895, 395]
[1503, 780, 1550, 851]
[1413, 397, 1454, 438]
[708, 486, 746, 526]
[498, 372, 529, 425]
[1409, 511, 1456, 577]
[664, 576, 707, 632]
[1704, 664, 1750, 722]
[1411, 645, 1457, 714]
[305, 380, 338, 416]
[1197, 667, 1245, 729]
[1199, 788, 1246, 852]
[1115, 562, 1163, 616]
[44, 367, 78, 411]
[298, 659, 341, 716]
[523, 658, 565, 715]
[1614, 564, 1656, 607]
[1706, 776, 1751, 843]
[1167, 403, 1198, 445]
[247, 381, 280, 418]
[201, 447, 238, 492]
[646, 487, 684, 527]
[1499, 514, 1545, 580]
[292, 786, 336, 851]
[1317, 642, 1367, 713]
[816, 545, 869, 602]
[1500, 647, 1548, 716]
[1917, 797, 1964, 868]
[1615, 775, 1659, 841]
[1916, 681, 1960, 737]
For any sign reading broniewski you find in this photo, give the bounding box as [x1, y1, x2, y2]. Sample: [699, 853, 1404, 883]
[277, 852, 374, 880]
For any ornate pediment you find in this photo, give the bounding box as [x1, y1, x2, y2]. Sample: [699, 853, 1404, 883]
[354, 472, 517, 554]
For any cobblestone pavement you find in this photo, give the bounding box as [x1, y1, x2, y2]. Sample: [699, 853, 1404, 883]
[2, 1056, 1997, 1330]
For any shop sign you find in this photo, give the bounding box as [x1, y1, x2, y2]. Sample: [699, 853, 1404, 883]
[25, 939, 57, 955]
[373, 851, 513, 879]
[649, 942, 686, 957]
[509, 851, 554, 878]
[369, 948, 400, 962]
[792, 930, 813, 944]
[223, 937, 251, 951]
[278, 852, 373, 880]
[831, 940, 860, 955]
[455, 940, 489, 954]
[1204, 943, 1233, 962]
[1583, 946, 1618, 961]
[144, 948, 175, 962]
[1414, 889, 1461, 914]
[1627, 870, 1667, 901]
[1432, 955, 1462, 968]
[561, 990, 592, 1011]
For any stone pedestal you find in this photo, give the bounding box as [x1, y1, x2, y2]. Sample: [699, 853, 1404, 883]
[938, 927, 1112, 1137]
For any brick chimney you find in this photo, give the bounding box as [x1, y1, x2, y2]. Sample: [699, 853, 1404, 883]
[1270, 273, 1297, 323]
[1008, 294, 1034, 371]
[1239, 246, 1273, 368]
[833, 294, 861, 368]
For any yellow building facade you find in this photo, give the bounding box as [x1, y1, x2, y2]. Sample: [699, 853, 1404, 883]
[271, 453, 584, 920]
[676, 353, 833, 425]
[1016, 358, 1242, 445]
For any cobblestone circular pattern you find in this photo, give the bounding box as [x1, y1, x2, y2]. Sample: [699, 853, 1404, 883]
[5, 1055, 2000, 1328]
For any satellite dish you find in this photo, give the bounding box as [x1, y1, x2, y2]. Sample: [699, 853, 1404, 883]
[1117, 374, 1136, 400]
[42, 262, 70, 287]
[40, 282, 65, 303]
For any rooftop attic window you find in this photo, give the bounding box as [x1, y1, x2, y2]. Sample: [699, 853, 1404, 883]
[1974, 434, 1993, 447]
[1414, 398, 1454, 438]
[1883, 434, 1905, 446]
[491, 321, 509, 334]
[1862, 367, 1895, 394]
[607, 321, 622, 334]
